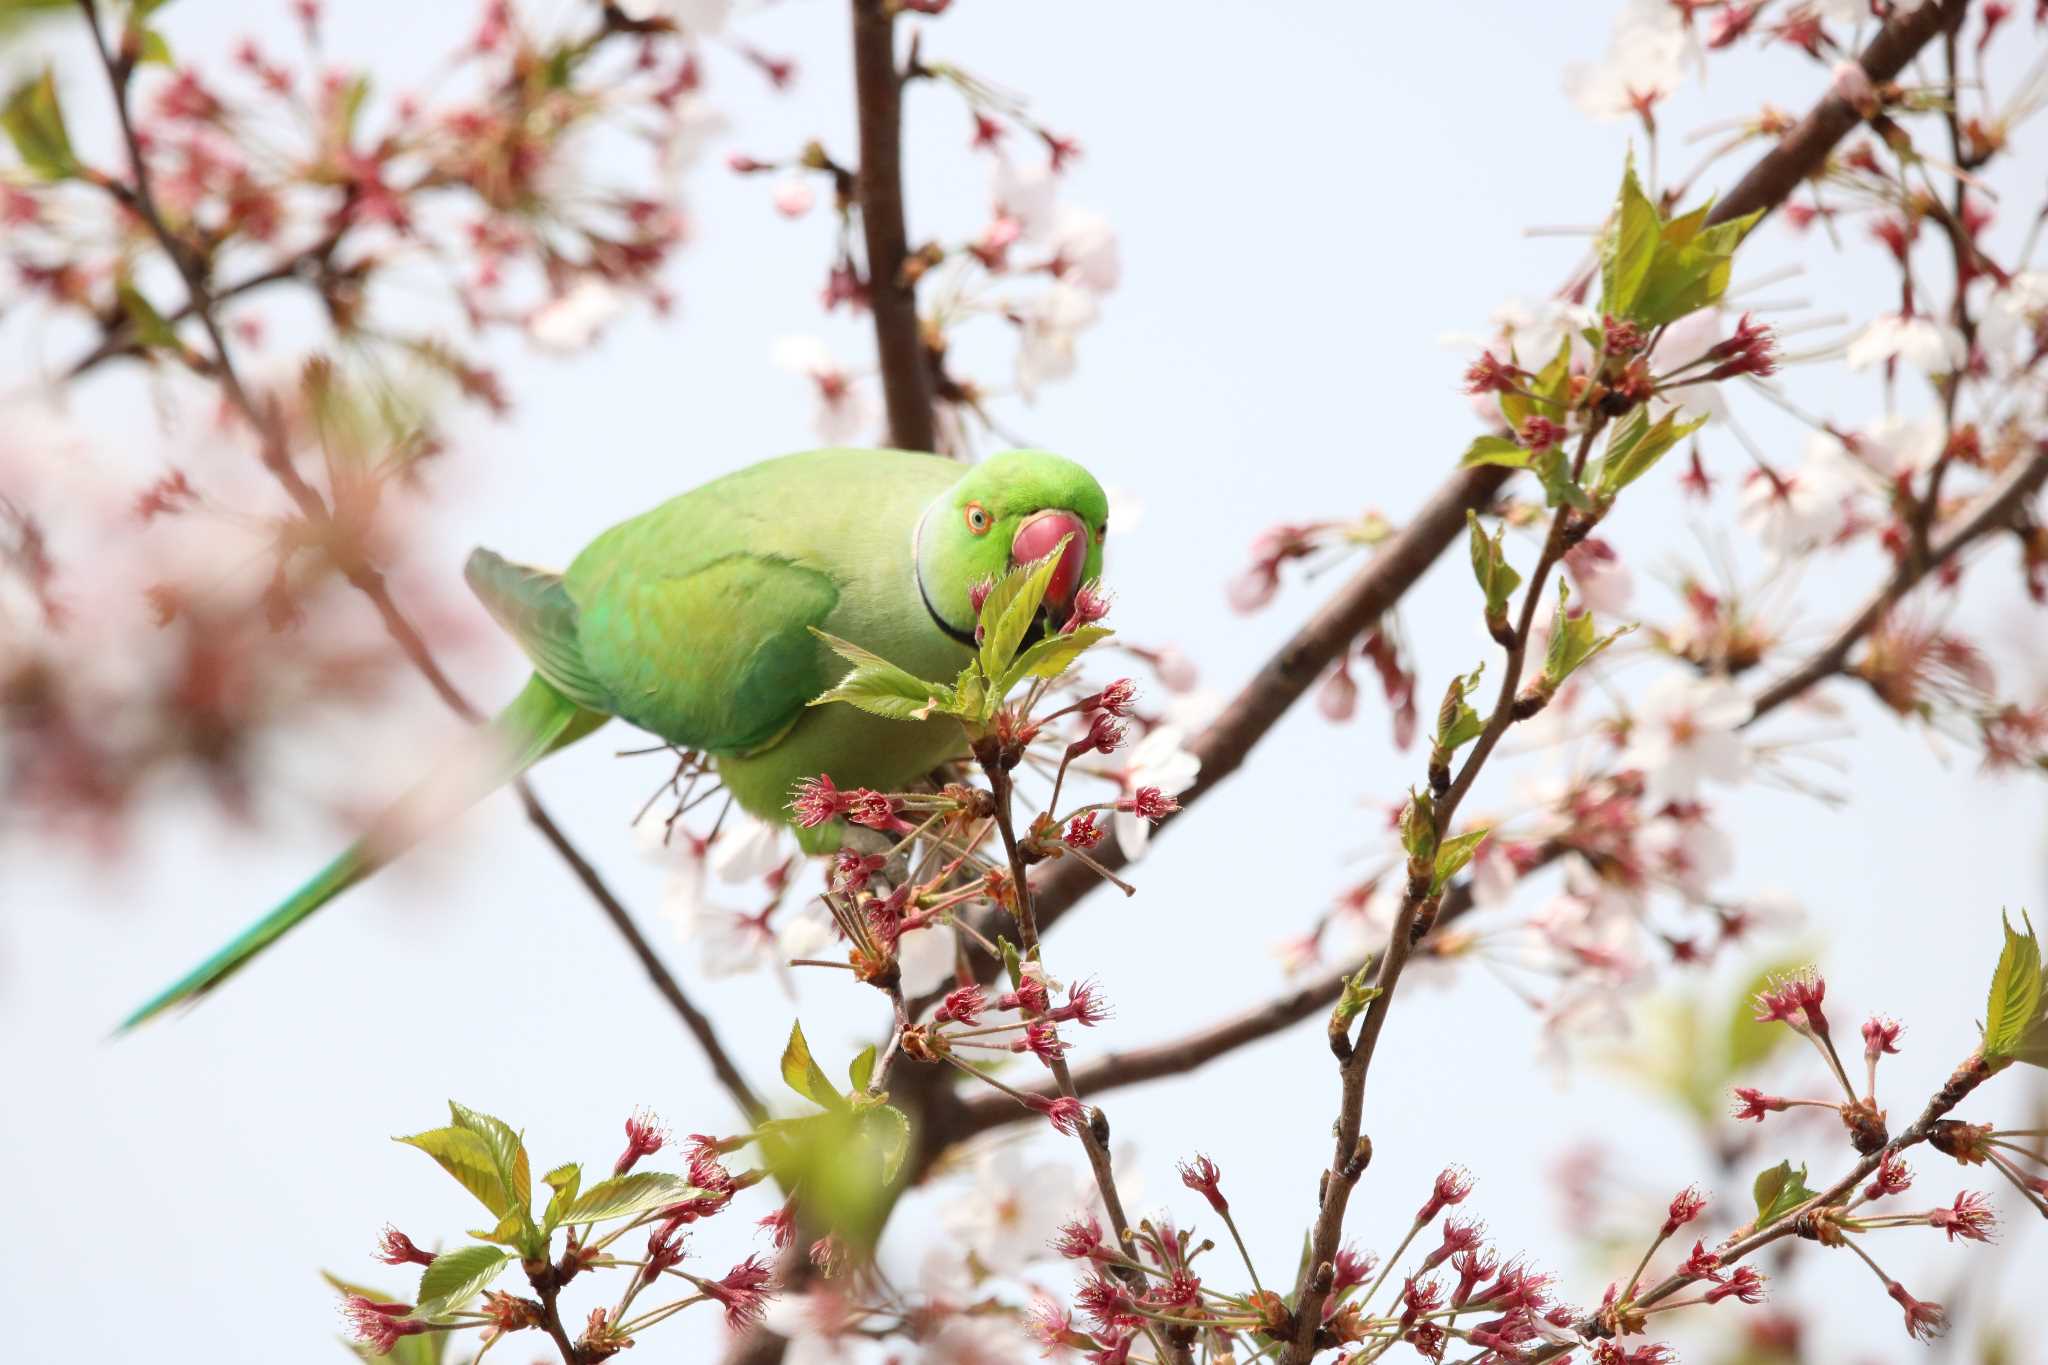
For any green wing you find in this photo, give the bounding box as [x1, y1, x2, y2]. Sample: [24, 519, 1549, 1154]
[465, 549, 614, 712]
[572, 552, 841, 755]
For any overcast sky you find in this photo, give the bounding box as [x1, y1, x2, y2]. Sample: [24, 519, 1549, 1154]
[4, 2, 2044, 1363]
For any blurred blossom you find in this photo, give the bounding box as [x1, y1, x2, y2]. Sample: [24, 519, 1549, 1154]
[527, 277, 626, 352]
[1621, 674, 1751, 806]
[1844, 314, 1968, 374]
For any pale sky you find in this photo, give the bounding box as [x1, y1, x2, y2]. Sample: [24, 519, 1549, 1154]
[4, 2, 2044, 1363]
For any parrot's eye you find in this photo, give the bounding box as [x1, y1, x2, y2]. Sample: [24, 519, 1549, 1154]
[964, 502, 992, 535]
[1097, 522, 1108, 542]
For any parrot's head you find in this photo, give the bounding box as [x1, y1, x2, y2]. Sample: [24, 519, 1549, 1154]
[916, 449, 1110, 644]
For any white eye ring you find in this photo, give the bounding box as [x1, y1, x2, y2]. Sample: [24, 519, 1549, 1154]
[965, 502, 992, 535]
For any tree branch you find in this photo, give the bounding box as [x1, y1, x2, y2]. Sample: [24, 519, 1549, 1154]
[1746, 440, 2048, 722]
[851, 0, 936, 452]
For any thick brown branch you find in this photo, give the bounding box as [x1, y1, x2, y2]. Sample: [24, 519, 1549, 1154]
[851, 0, 936, 452]
[1705, 0, 1964, 228]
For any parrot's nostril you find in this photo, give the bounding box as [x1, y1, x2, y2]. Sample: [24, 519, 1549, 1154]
[1010, 510, 1088, 606]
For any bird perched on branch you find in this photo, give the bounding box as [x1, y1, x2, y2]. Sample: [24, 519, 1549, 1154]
[122, 447, 1108, 1028]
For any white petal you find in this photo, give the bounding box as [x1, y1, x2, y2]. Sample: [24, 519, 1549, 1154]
[708, 811, 784, 883]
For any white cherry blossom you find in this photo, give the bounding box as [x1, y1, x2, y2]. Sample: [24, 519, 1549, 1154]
[526, 277, 624, 352]
[1014, 283, 1099, 396]
[774, 335, 880, 443]
[1844, 313, 1967, 374]
[1114, 723, 1201, 859]
[1620, 673, 1752, 805]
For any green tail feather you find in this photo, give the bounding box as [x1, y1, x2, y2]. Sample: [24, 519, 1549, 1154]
[117, 675, 606, 1032]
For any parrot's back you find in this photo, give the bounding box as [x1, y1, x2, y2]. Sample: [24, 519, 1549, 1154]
[561, 448, 970, 761]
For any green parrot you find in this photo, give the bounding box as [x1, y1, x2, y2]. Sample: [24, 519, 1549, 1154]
[120, 447, 1109, 1030]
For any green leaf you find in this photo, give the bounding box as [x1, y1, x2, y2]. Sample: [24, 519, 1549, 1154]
[134, 27, 173, 65]
[2, 69, 78, 181]
[448, 1103, 531, 1219]
[1465, 512, 1521, 625]
[1600, 157, 1660, 320]
[1399, 789, 1436, 860]
[1592, 407, 1707, 500]
[1437, 663, 1486, 753]
[116, 283, 179, 350]
[1000, 624, 1113, 693]
[541, 1162, 581, 1235]
[863, 1103, 912, 1183]
[559, 1171, 702, 1224]
[781, 1020, 845, 1109]
[394, 1126, 514, 1220]
[1541, 581, 1632, 688]
[1332, 964, 1383, 1026]
[1982, 911, 2044, 1065]
[1631, 210, 1763, 327]
[1751, 1159, 1818, 1225]
[1529, 336, 1575, 418]
[1533, 447, 1593, 512]
[1431, 827, 1490, 895]
[409, 1245, 511, 1323]
[809, 631, 949, 720]
[979, 537, 1073, 678]
[848, 1044, 877, 1095]
[1458, 435, 1530, 470]
[999, 936, 1024, 988]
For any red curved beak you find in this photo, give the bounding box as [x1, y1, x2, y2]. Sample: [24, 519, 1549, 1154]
[1010, 509, 1089, 611]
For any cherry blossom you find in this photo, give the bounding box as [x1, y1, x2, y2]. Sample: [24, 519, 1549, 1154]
[773, 336, 880, 443]
[1738, 434, 1869, 561]
[1048, 205, 1121, 293]
[1014, 283, 1100, 397]
[1978, 271, 2048, 358]
[1563, 538, 1634, 617]
[1844, 314, 1968, 375]
[526, 277, 626, 352]
[1854, 413, 1945, 479]
[1620, 674, 1751, 805]
[1563, 0, 1690, 121]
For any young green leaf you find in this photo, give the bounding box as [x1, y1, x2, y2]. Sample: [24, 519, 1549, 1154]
[541, 1162, 581, 1234]
[393, 1126, 514, 1219]
[1533, 447, 1593, 512]
[863, 1103, 912, 1184]
[781, 1020, 846, 1109]
[1332, 963, 1383, 1027]
[116, 283, 179, 351]
[447, 1103, 531, 1218]
[1466, 511, 1522, 628]
[1751, 1159, 1818, 1225]
[848, 1043, 878, 1095]
[979, 536, 1073, 677]
[1000, 624, 1113, 694]
[1431, 827, 1491, 895]
[1593, 407, 1708, 500]
[1399, 789, 1437, 860]
[1600, 157, 1661, 321]
[1982, 911, 2045, 1068]
[558, 1171, 701, 1224]
[808, 631, 948, 720]
[1540, 581, 1633, 689]
[2, 68, 78, 180]
[1458, 435, 1531, 470]
[1436, 663, 1486, 754]
[409, 1245, 512, 1323]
